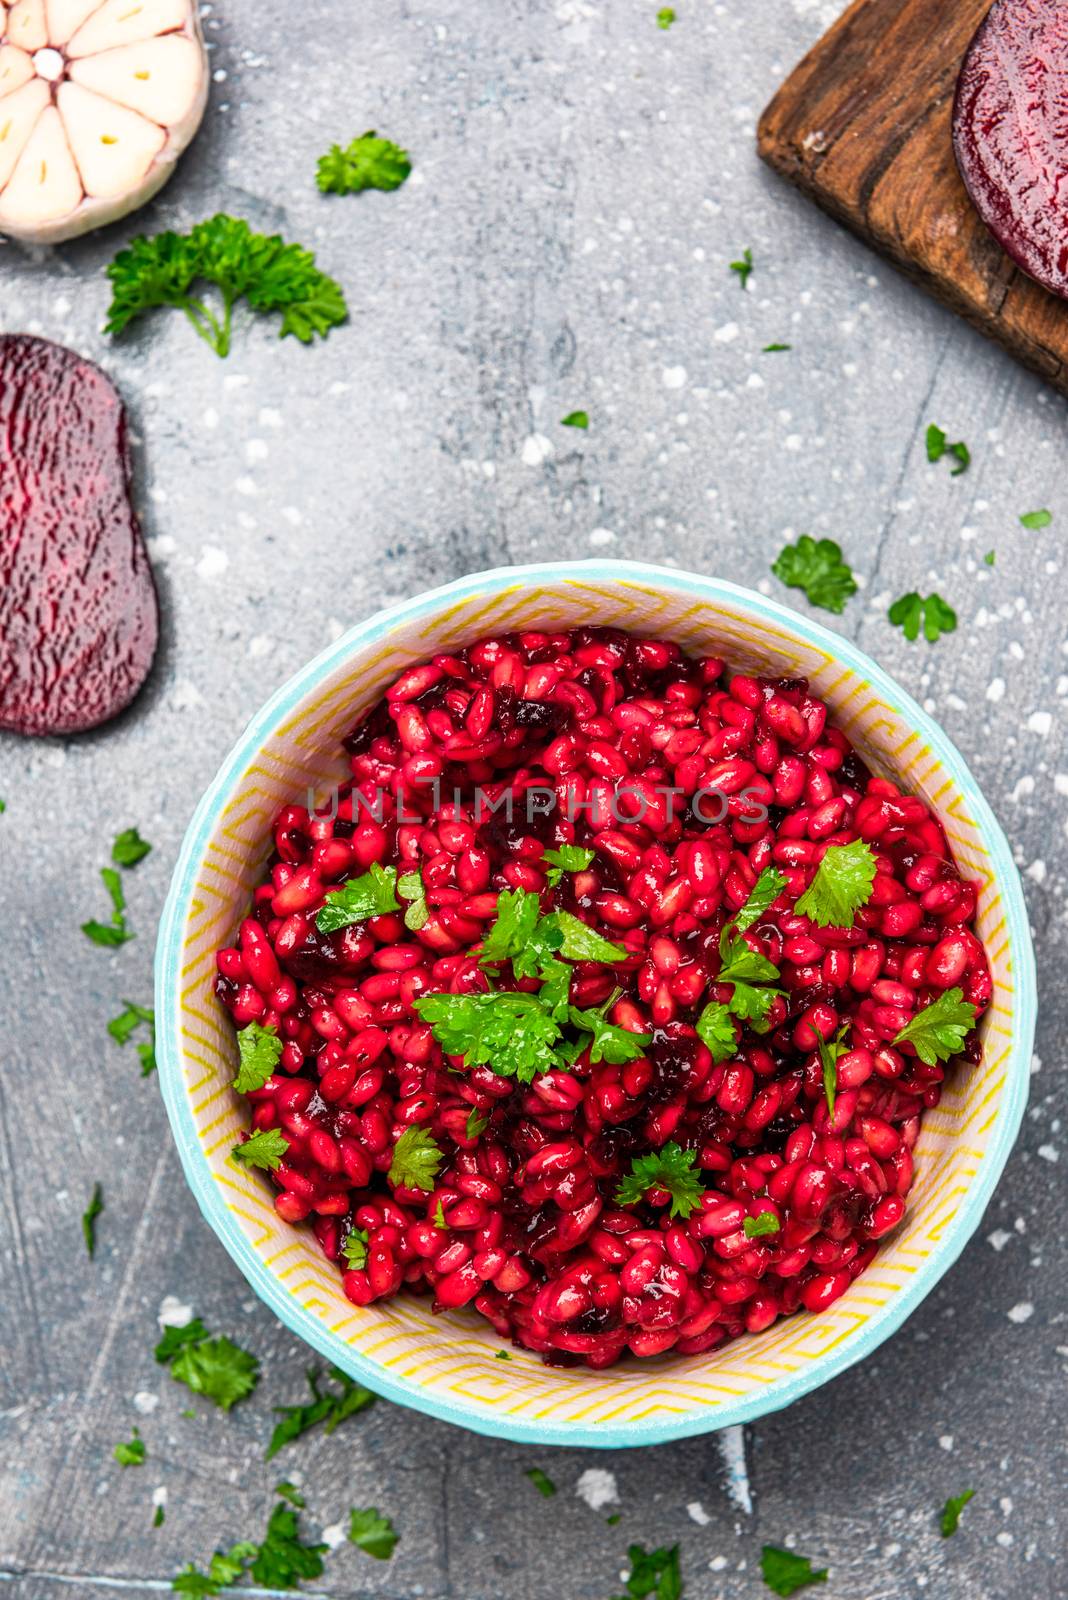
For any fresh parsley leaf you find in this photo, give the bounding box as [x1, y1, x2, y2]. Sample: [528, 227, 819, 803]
[317, 863, 400, 933]
[317, 132, 412, 195]
[1020, 509, 1051, 530]
[762, 341, 791, 352]
[414, 990, 566, 1082]
[718, 928, 780, 986]
[232, 1127, 289, 1171]
[397, 869, 430, 931]
[553, 910, 629, 964]
[733, 867, 789, 934]
[266, 1366, 376, 1459]
[106, 215, 348, 356]
[108, 1000, 155, 1046]
[153, 1504, 165, 1528]
[249, 1502, 327, 1589]
[155, 1319, 259, 1412]
[616, 1542, 682, 1600]
[727, 980, 783, 1032]
[983, 550, 996, 566]
[730, 248, 753, 289]
[433, 1199, 448, 1228]
[275, 1481, 304, 1507]
[543, 843, 595, 886]
[114, 1427, 145, 1467]
[743, 1212, 781, 1239]
[525, 1467, 556, 1497]
[0, 798, 6, 813]
[82, 866, 132, 946]
[940, 1489, 975, 1537]
[233, 1021, 283, 1093]
[348, 1507, 398, 1560]
[696, 1001, 739, 1062]
[715, 922, 784, 1033]
[657, 6, 676, 26]
[112, 827, 152, 867]
[926, 424, 970, 475]
[171, 1563, 225, 1597]
[771, 536, 858, 615]
[496, 1348, 511, 1359]
[794, 839, 877, 929]
[388, 1126, 444, 1191]
[616, 1142, 706, 1219]
[816, 1025, 849, 1120]
[560, 410, 589, 429]
[465, 1108, 490, 1140]
[82, 1183, 103, 1257]
[569, 999, 651, 1064]
[760, 1545, 827, 1595]
[174, 1543, 256, 1596]
[888, 591, 958, 644]
[343, 1228, 370, 1270]
[479, 888, 546, 969]
[893, 987, 976, 1066]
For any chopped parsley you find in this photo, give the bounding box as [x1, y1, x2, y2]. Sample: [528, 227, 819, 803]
[465, 1108, 490, 1140]
[415, 990, 566, 1081]
[108, 1001, 156, 1077]
[250, 1499, 327, 1589]
[525, 1467, 556, 1497]
[794, 839, 877, 929]
[433, 1199, 448, 1229]
[615, 1542, 682, 1600]
[762, 341, 792, 352]
[560, 410, 589, 429]
[657, 6, 676, 26]
[317, 132, 411, 194]
[266, 1365, 376, 1459]
[888, 591, 958, 643]
[542, 843, 596, 885]
[387, 1126, 444, 1191]
[730, 248, 753, 289]
[616, 1142, 706, 1219]
[114, 1427, 145, 1467]
[154, 1505, 165, 1528]
[397, 869, 430, 931]
[155, 1319, 260, 1412]
[275, 1481, 304, 1507]
[1019, 509, 1051, 530]
[232, 1127, 289, 1171]
[82, 1183, 104, 1257]
[173, 1543, 257, 1597]
[348, 1507, 399, 1560]
[112, 826, 152, 867]
[342, 1227, 370, 1270]
[816, 1025, 849, 1120]
[316, 863, 400, 933]
[495, 1349, 511, 1360]
[926, 423, 970, 476]
[983, 550, 996, 566]
[760, 1545, 827, 1595]
[771, 536, 857, 615]
[893, 987, 976, 1065]
[743, 1212, 781, 1239]
[716, 908, 784, 1033]
[82, 866, 133, 946]
[734, 867, 788, 934]
[107, 215, 347, 356]
[568, 996, 651, 1064]
[233, 1021, 283, 1093]
[940, 1488, 975, 1537]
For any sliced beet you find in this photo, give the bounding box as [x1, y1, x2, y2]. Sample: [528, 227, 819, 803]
[953, 0, 1068, 299]
[0, 336, 158, 737]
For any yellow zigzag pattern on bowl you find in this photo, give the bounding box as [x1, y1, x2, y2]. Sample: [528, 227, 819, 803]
[173, 576, 1019, 1427]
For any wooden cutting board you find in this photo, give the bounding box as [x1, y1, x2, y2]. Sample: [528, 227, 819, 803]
[757, 0, 1068, 396]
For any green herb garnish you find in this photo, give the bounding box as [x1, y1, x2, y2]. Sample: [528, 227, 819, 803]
[926, 424, 970, 476]
[317, 132, 411, 194]
[730, 248, 753, 289]
[155, 1319, 260, 1412]
[893, 988, 976, 1065]
[317, 863, 400, 932]
[342, 1227, 370, 1270]
[794, 839, 877, 929]
[82, 1183, 103, 1257]
[232, 1127, 289, 1171]
[397, 869, 430, 931]
[542, 843, 595, 885]
[266, 1365, 376, 1459]
[743, 1213, 781, 1239]
[760, 1545, 827, 1595]
[616, 1142, 706, 1220]
[232, 1021, 283, 1094]
[771, 536, 857, 615]
[114, 1427, 145, 1467]
[657, 6, 676, 26]
[560, 411, 589, 429]
[888, 591, 958, 643]
[615, 1542, 682, 1600]
[940, 1489, 975, 1537]
[348, 1507, 399, 1560]
[525, 1467, 556, 1497]
[1019, 509, 1051, 530]
[82, 866, 133, 946]
[388, 1126, 444, 1191]
[112, 827, 152, 866]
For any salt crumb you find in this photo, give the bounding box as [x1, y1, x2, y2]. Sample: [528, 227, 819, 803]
[938, 1434, 954, 1452]
[158, 1295, 193, 1328]
[245, 439, 269, 465]
[986, 678, 1006, 703]
[589, 527, 616, 546]
[521, 434, 552, 466]
[1037, 1144, 1059, 1162]
[575, 1468, 618, 1511]
[662, 365, 687, 389]
[1025, 861, 1047, 885]
[1027, 711, 1052, 736]
[988, 1229, 1012, 1251]
[687, 1501, 711, 1525]
[133, 1392, 159, 1415]
[320, 1523, 347, 1550]
[997, 1532, 1014, 1548]
[709, 1556, 728, 1571]
[152, 1486, 167, 1509]
[1007, 1302, 1034, 1323]
[713, 323, 739, 344]
[196, 545, 228, 581]
[1054, 774, 1068, 796]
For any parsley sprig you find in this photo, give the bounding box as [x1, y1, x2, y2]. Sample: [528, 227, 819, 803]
[348, 1506, 399, 1560]
[772, 536, 857, 615]
[82, 866, 133, 947]
[232, 1127, 289, 1171]
[266, 1365, 376, 1459]
[760, 1544, 828, 1595]
[108, 1001, 156, 1076]
[155, 1318, 260, 1412]
[233, 1021, 283, 1094]
[114, 1427, 146, 1467]
[696, 869, 787, 1048]
[316, 863, 400, 932]
[893, 988, 976, 1065]
[106, 215, 348, 357]
[940, 1488, 975, 1537]
[317, 132, 412, 194]
[795, 839, 877, 929]
[613, 1542, 683, 1600]
[926, 423, 970, 476]
[174, 1494, 327, 1596]
[616, 1142, 706, 1219]
[888, 591, 958, 643]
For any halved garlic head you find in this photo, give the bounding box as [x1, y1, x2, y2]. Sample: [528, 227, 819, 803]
[0, 0, 207, 243]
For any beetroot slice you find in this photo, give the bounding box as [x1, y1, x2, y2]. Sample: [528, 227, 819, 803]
[0, 336, 158, 737]
[953, 0, 1068, 299]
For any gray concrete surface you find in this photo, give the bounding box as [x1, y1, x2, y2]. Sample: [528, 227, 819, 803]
[1, 1, 1065, 1596]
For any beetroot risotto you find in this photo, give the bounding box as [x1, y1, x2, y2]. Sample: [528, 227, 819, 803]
[214, 629, 991, 1368]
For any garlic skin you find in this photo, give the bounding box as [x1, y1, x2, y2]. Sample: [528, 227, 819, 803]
[0, 0, 207, 244]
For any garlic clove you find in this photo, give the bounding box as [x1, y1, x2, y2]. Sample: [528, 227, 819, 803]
[0, 77, 48, 187]
[66, 0, 188, 58]
[45, 0, 104, 47]
[68, 33, 201, 126]
[6, 0, 47, 52]
[0, 101, 80, 226]
[57, 79, 162, 198]
[0, 43, 35, 96]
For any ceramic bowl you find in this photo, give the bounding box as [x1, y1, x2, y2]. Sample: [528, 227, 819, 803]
[156, 559, 1034, 1447]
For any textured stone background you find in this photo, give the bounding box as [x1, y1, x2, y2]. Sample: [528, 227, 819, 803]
[1, 2, 1065, 1597]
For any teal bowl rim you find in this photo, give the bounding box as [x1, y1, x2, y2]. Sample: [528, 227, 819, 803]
[156, 559, 1035, 1448]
